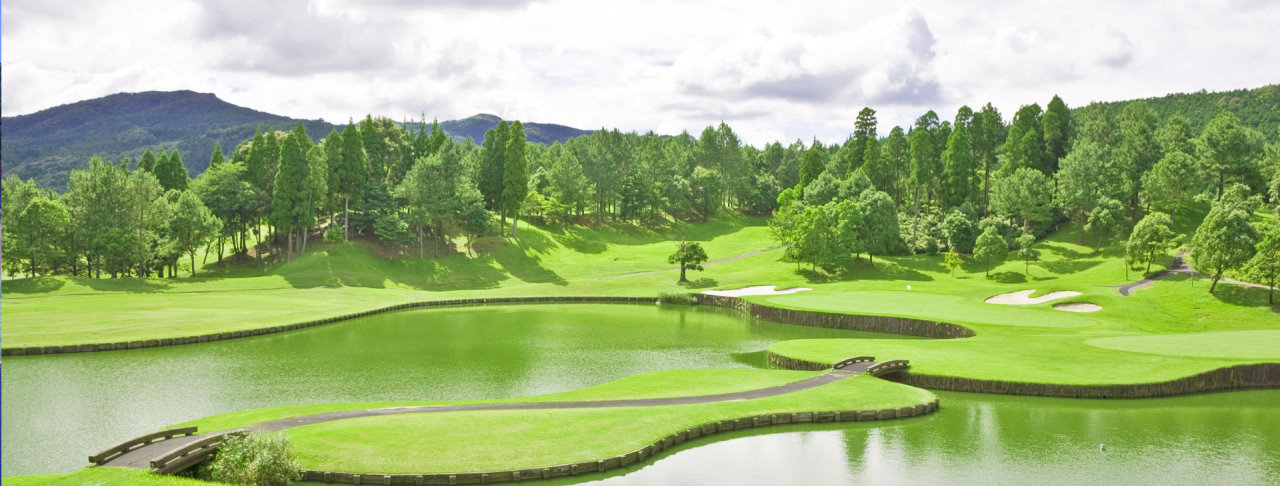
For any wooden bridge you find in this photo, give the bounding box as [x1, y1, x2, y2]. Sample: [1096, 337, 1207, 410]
[92, 426, 246, 474]
[91, 355, 910, 477]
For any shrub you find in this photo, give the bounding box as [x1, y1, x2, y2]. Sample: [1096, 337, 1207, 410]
[207, 432, 302, 486]
[323, 225, 343, 243]
[657, 292, 697, 305]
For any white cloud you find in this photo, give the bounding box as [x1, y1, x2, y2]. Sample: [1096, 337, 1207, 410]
[3, 0, 1278, 145]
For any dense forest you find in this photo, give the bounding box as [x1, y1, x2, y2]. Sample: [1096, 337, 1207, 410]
[4, 92, 1279, 294]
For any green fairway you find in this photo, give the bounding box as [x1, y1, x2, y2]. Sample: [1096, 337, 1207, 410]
[1084, 330, 1280, 359]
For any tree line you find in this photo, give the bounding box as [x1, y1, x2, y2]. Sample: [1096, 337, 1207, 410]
[3, 97, 1279, 291]
[769, 98, 1279, 295]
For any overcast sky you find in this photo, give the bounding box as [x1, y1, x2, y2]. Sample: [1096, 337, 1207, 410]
[4, 0, 1279, 145]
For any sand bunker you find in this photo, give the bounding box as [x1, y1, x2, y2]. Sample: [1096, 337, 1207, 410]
[702, 286, 812, 297]
[1053, 302, 1102, 313]
[984, 290, 1082, 305]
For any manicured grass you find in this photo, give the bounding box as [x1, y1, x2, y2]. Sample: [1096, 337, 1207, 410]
[4, 211, 1278, 390]
[279, 374, 932, 474]
[4, 467, 221, 486]
[1084, 330, 1280, 359]
[1, 217, 770, 348]
[177, 369, 822, 433]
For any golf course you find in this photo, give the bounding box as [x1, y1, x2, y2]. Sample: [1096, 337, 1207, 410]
[4, 208, 1279, 484]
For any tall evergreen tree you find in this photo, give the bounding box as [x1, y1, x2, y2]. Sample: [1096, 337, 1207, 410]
[270, 124, 311, 259]
[502, 121, 529, 237]
[1041, 95, 1072, 173]
[941, 122, 975, 209]
[138, 148, 157, 173]
[1116, 100, 1161, 219]
[970, 103, 1005, 211]
[479, 121, 510, 214]
[337, 121, 368, 241]
[209, 141, 226, 168]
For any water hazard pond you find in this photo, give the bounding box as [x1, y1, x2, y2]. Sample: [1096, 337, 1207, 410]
[4, 303, 1278, 483]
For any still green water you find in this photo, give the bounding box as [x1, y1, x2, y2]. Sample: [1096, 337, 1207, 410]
[5, 304, 1278, 484]
[1, 303, 887, 476]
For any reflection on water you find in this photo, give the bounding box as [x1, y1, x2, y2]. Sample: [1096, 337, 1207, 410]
[1, 304, 881, 476]
[553, 390, 1280, 486]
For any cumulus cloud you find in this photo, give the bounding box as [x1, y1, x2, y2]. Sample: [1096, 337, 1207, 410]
[3, 0, 1279, 145]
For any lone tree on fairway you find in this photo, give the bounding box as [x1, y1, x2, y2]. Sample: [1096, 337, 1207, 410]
[1126, 212, 1176, 275]
[1245, 221, 1280, 304]
[669, 238, 709, 283]
[973, 225, 1008, 277]
[1191, 191, 1259, 293]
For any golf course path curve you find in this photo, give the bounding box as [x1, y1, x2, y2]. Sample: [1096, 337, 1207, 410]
[1117, 251, 1269, 295]
[101, 361, 877, 470]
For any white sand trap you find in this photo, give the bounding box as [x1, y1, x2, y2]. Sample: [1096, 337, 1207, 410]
[1053, 302, 1102, 313]
[984, 289, 1082, 305]
[702, 285, 812, 297]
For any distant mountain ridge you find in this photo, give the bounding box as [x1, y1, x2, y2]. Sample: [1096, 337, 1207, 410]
[438, 113, 593, 146]
[2, 91, 594, 190]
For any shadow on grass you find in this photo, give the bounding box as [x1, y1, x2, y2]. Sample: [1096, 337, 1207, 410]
[553, 230, 607, 254]
[1, 276, 68, 294]
[1208, 281, 1278, 309]
[491, 239, 567, 286]
[78, 277, 173, 293]
[991, 271, 1027, 284]
[680, 277, 719, 289]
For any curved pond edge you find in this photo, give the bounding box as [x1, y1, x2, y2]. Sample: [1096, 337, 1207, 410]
[696, 294, 975, 339]
[3, 294, 974, 356]
[765, 349, 1280, 398]
[295, 398, 940, 485]
[0, 297, 656, 356]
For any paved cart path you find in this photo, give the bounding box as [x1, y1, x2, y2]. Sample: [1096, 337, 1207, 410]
[1117, 251, 1270, 295]
[102, 360, 880, 470]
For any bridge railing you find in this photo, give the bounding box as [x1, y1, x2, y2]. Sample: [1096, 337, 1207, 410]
[866, 360, 909, 377]
[90, 426, 198, 465]
[832, 356, 876, 369]
[150, 429, 250, 475]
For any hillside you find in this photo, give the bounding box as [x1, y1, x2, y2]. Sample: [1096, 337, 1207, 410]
[2, 92, 594, 190]
[438, 114, 594, 145]
[2, 91, 339, 190]
[1081, 83, 1280, 137]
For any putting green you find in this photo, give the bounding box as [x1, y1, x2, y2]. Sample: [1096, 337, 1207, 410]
[1084, 330, 1280, 359]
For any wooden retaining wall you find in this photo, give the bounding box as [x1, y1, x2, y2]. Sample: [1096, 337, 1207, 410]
[695, 294, 975, 339]
[1, 297, 655, 356]
[296, 399, 941, 485]
[885, 363, 1280, 399]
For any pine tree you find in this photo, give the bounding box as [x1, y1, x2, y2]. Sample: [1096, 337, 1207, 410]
[338, 121, 367, 241]
[502, 121, 529, 238]
[209, 141, 226, 168]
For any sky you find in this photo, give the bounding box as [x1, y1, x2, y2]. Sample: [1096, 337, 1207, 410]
[3, 0, 1279, 146]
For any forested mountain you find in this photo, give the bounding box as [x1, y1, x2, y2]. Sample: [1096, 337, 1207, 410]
[439, 114, 593, 146]
[2, 91, 338, 190]
[2, 92, 593, 190]
[1082, 84, 1280, 137]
